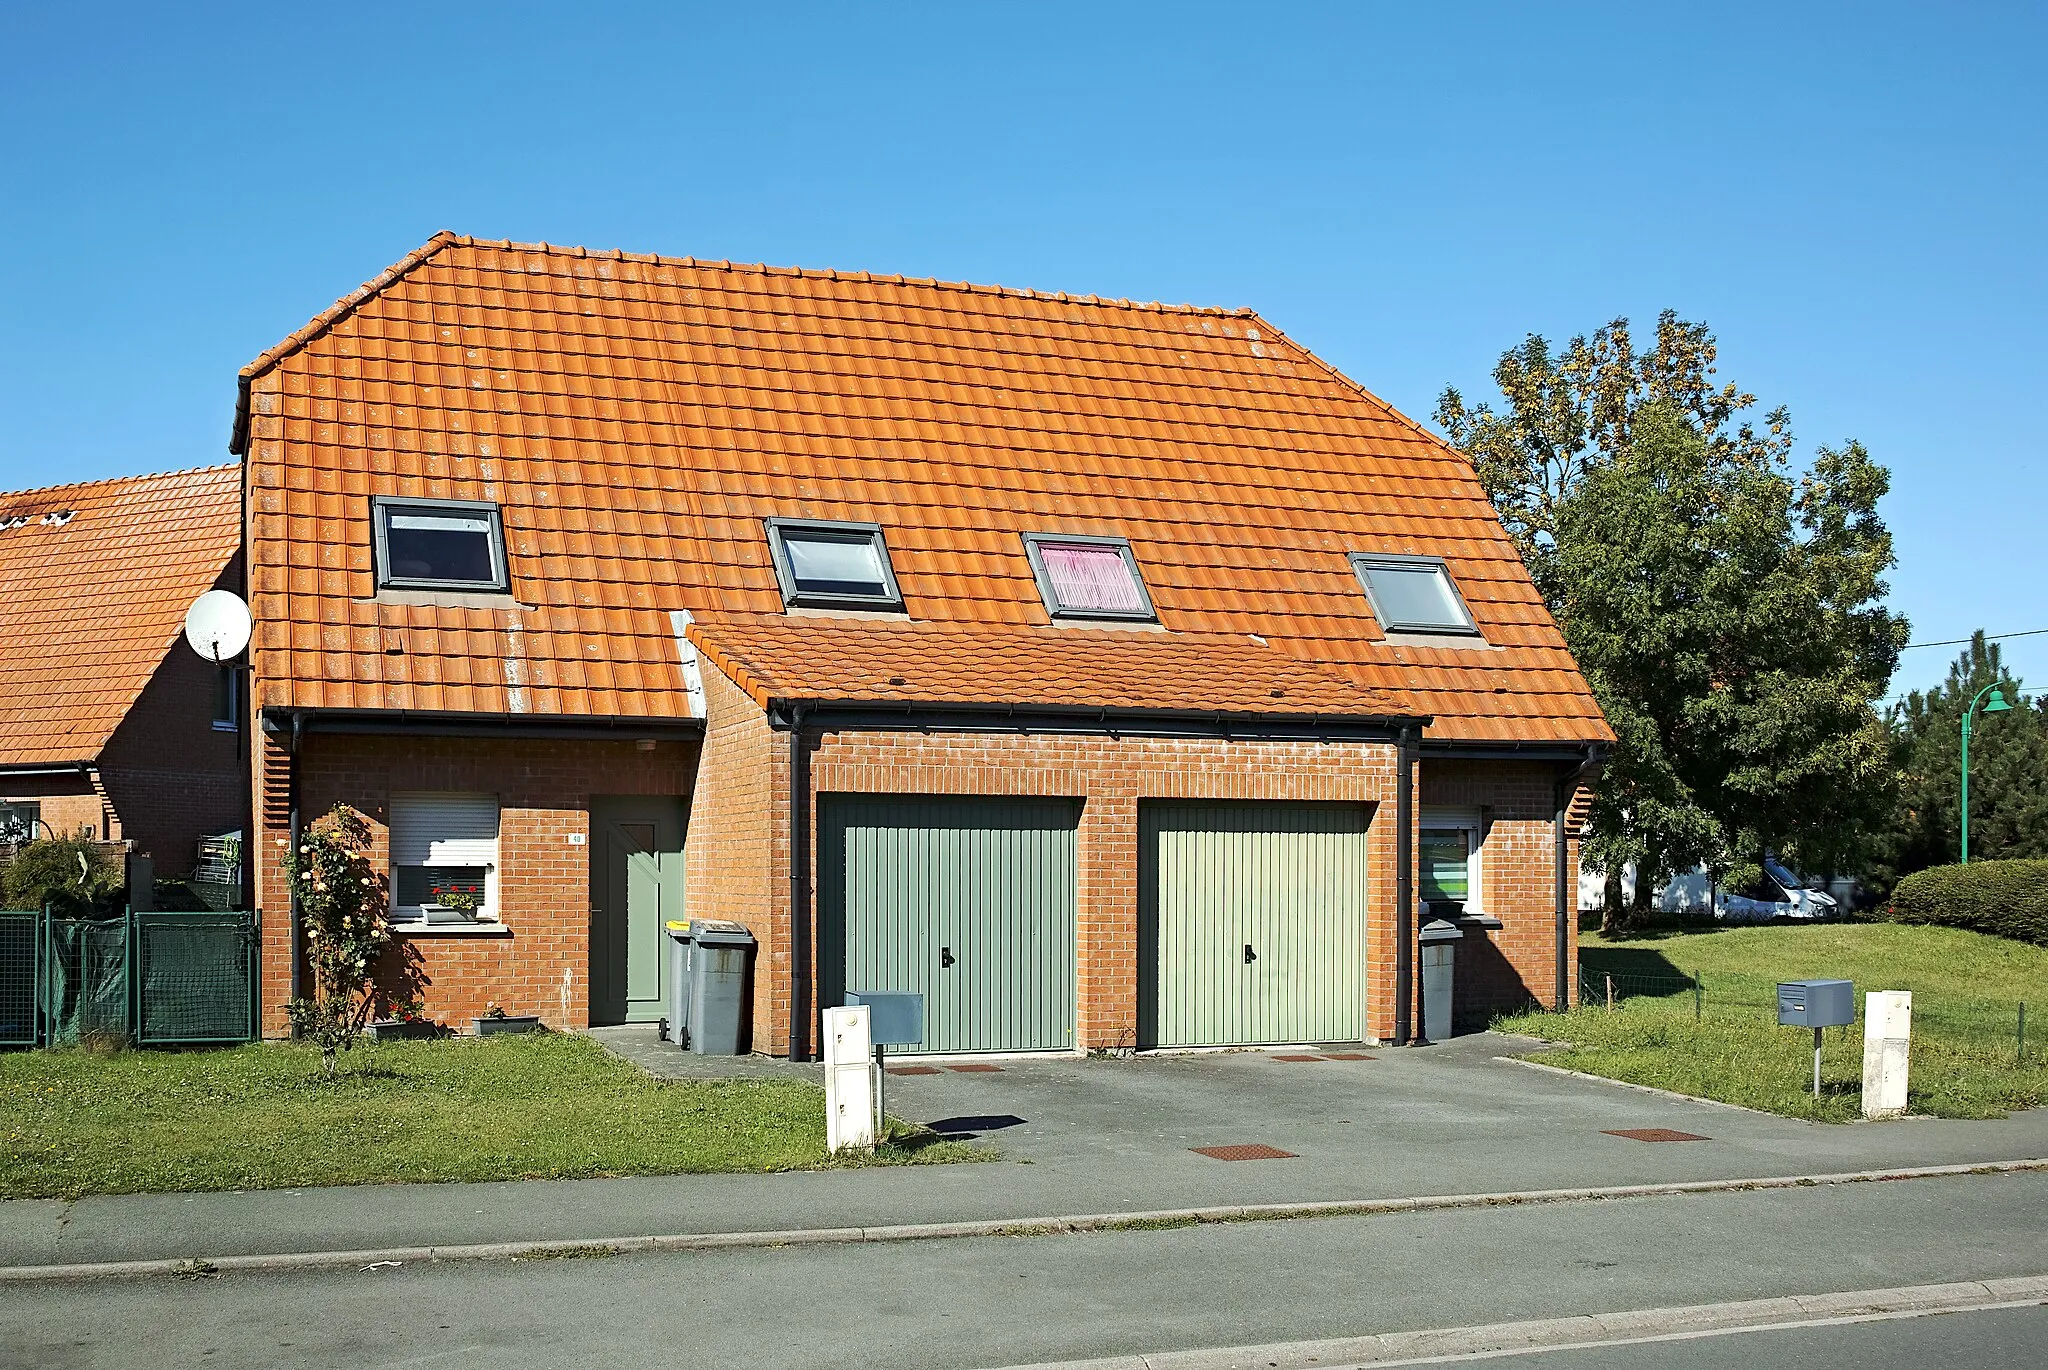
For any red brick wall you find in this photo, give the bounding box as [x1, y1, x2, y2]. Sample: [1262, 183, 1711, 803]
[254, 733, 695, 1036]
[1420, 759, 1575, 1021]
[98, 639, 246, 874]
[0, 775, 104, 843]
[693, 684, 1581, 1053]
[682, 666, 788, 1053]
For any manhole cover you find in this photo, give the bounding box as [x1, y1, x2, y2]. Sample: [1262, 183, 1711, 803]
[1602, 1128, 1711, 1143]
[947, 1063, 1004, 1073]
[1323, 1053, 1376, 1061]
[886, 1066, 941, 1076]
[1192, 1144, 1298, 1161]
[1271, 1054, 1324, 1062]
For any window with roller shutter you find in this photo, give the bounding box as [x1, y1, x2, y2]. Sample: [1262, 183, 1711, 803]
[389, 792, 501, 922]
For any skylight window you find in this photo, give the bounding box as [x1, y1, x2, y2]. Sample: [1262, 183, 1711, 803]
[765, 519, 904, 610]
[1023, 534, 1156, 621]
[1350, 553, 1480, 636]
[372, 497, 510, 592]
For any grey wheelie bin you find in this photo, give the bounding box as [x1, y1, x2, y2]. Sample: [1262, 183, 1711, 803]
[687, 919, 757, 1055]
[664, 920, 694, 1045]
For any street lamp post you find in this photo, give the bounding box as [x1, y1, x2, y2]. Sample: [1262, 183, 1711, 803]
[1961, 682, 2013, 864]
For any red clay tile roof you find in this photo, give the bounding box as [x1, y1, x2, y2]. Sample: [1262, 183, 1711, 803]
[236, 233, 1609, 742]
[0, 465, 241, 767]
[685, 613, 1410, 718]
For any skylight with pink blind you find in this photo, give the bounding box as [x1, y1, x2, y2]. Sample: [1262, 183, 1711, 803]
[1024, 534, 1156, 621]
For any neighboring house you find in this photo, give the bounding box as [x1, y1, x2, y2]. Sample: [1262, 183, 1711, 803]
[0, 466, 246, 881]
[235, 233, 1611, 1054]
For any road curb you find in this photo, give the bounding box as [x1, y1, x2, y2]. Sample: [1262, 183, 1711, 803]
[985, 1273, 2048, 1369]
[4, 1157, 2043, 1284]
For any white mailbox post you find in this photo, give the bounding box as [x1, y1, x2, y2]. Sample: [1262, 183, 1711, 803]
[822, 1005, 877, 1151]
[1862, 990, 1912, 1119]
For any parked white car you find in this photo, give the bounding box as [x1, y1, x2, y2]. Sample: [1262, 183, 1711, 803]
[1714, 857, 1839, 922]
[1580, 856, 1842, 921]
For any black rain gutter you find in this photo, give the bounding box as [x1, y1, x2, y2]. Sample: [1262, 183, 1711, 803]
[786, 702, 812, 1063]
[262, 708, 705, 742]
[1551, 742, 1608, 1010]
[0, 762, 95, 779]
[762, 699, 1421, 743]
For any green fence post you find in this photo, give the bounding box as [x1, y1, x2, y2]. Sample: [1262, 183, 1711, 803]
[1694, 972, 1703, 1022]
[2020, 1002, 2027, 1064]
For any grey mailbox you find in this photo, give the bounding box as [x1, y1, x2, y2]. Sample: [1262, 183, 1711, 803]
[845, 991, 924, 1047]
[1778, 979, 1854, 1028]
[1779, 978, 1854, 1099]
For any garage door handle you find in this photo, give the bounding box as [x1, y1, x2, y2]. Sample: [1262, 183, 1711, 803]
[941, 946, 956, 969]
[1244, 944, 1256, 965]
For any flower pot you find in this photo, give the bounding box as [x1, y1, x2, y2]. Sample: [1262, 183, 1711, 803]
[370, 1018, 439, 1042]
[473, 1014, 541, 1036]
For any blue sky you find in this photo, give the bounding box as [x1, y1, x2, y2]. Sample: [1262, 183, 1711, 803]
[2, 3, 2041, 697]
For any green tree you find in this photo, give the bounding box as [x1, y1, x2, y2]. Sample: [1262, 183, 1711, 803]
[283, 805, 395, 1075]
[1880, 634, 2048, 882]
[1438, 318, 1907, 927]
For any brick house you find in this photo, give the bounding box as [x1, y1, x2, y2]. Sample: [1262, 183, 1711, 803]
[236, 233, 1609, 1054]
[0, 466, 247, 880]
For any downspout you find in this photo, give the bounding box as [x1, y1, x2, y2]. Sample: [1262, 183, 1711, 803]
[1553, 771, 1571, 1011]
[287, 713, 303, 1007]
[1393, 722, 1417, 1046]
[786, 702, 811, 1063]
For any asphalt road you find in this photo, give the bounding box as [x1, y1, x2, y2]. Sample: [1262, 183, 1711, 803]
[3, 1170, 2044, 1370]
[1469, 1304, 2048, 1369]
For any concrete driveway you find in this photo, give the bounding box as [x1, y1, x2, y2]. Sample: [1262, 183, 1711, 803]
[604, 1025, 2048, 1206]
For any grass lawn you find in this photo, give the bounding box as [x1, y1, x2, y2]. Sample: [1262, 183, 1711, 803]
[1497, 922, 2048, 1122]
[0, 1032, 987, 1200]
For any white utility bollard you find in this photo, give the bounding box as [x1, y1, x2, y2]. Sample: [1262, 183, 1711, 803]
[1862, 990, 1912, 1119]
[822, 1005, 877, 1151]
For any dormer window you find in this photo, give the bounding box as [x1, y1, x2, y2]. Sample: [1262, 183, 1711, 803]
[765, 519, 904, 610]
[1023, 534, 1156, 622]
[1350, 553, 1479, 637]
[372, 497, 509, 592]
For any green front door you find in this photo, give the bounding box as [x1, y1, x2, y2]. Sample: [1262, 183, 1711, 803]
[819, 795, 1077, 1054]
[589, 796, 685, 1026]
[1140, 800, 1371, 1048]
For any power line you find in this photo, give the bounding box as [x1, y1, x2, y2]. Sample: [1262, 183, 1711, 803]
[1901, 627, 2048, 651]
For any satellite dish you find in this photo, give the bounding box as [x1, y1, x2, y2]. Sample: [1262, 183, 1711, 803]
[184, 590, 252, 662]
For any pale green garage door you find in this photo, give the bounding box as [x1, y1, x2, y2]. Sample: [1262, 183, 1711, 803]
[819, 796, 1078, 1054]
[1139, 800, 1371, 1048]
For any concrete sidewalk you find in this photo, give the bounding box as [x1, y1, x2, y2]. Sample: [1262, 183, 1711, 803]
[4, 1031, 2044, 1271]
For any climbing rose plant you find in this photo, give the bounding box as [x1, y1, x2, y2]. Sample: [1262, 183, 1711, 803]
[282, 805, 392, 1075]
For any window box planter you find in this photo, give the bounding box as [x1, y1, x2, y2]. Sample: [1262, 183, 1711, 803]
[369, 1018, 440, 1042]
[473, 1014, 541, 1036]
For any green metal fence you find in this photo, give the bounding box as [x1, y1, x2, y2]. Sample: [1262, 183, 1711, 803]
[0, 906, 258, 1048]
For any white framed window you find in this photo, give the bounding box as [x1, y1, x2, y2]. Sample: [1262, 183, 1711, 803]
[1350, 553, 1479, 636]
[372, 496, 510, 592]
[0, 800, 41, 845]
[1022, 533, 1157, 621]
[764, 518, 904, 610]
[1419, 808, 1484, 920]
[389, 792, 500, 923]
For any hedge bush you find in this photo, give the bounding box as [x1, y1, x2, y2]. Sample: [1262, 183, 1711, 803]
[1882, 860, 2048, 946]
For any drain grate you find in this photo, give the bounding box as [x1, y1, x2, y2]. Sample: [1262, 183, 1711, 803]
[1271, 1054, 1325, 1062]
[1192, 1143, 1298, 1161]
[886, 1066, 942, 1076]
[1322, 1053, 1376, 1061]
[947, 1063, 1003, 1073]
[1602, 1128, 1711, 1143]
